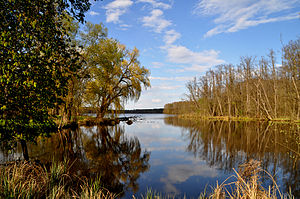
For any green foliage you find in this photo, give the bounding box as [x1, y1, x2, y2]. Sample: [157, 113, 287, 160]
[0, 0, 93, 155]
[82, 23, 150, 118]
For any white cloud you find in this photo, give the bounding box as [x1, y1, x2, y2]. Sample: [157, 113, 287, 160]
[137, 0, 172, 9]
[193, 0, 300, 37]
[151, 62, 164, 68]
[150, 76, 194, 81]
[150, 76, 171, 80]
[226, 13, 299, 33]
[165, 45, 225, 66]
[125, 86, 184, 109]
[119, 24, 132, 30]
[164, 29, 181, 45]
[183, 64, 212, 72]
[142, 9, 172, 33]
[152, 98, 162, 103]
[139, 1, 225, 73]
[104, 0, 133, 23]
[89, 11, 100, 16]
[152, 85, 182, 90]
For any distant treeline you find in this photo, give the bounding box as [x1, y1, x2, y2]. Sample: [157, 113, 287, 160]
[81, 107, 164, 114]
[164, 38, 300, 120]
[123, 108, 164, 114]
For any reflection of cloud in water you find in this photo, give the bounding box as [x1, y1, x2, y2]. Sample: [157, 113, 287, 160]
[129, 121, 161, 129]
[80, 126, 97, 138]
[175, 154, 206, 164]
[141, 134, 184, 151]
[151, 123, 161, 129]
[160, 137, 181, 142]
[148, 146, 185, 152]
[132, 131, 184, 151]
[151, 158, 164, 166]
[160, 164, 218, 194]
[161, 181, 179, 194]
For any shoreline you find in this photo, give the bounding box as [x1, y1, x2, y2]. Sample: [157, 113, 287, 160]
[176, 114, 300, 124]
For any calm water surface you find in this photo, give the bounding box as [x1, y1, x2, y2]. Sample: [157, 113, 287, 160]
[1, 114, 299, 198]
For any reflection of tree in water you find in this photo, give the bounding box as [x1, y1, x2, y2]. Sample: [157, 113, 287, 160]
[27, 125, 150, 196]
[164, 117, 300, 196]
[83, 125, 150, 194]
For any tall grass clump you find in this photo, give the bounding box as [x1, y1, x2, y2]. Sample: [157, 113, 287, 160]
[0, 160, 116, 199]
[210, 159, 294, 199]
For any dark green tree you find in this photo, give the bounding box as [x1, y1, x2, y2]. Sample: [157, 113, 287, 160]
[0, 0, 97, 160]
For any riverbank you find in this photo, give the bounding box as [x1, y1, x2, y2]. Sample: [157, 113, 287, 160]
[177, 113, 300, 124]
[56, 115, 137, 130]
[0, 160, 294, 199]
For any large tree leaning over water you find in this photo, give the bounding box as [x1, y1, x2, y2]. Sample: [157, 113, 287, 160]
[82, 23, 151, 120]
[0, 0, 97, 160]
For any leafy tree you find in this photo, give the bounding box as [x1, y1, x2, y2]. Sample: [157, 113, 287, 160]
[0, 0, 96, 160]
[82, 23, 151, 119]
[59, 15, 85, 125]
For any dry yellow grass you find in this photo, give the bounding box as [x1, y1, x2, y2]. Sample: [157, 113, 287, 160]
[210, 160, 294, 199]
[0, 160, 117, 199]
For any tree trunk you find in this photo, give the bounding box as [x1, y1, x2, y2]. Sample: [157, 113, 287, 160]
[97, 106, 106, 121]
[227, 95, 231, 117]
[292, 77, 300, 120]
[20, 140, 29, 161]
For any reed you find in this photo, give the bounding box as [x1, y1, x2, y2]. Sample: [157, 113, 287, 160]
[209, 159, 294, 199]
[0, 160, 116, 199]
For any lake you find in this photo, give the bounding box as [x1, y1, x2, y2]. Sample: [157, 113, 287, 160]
[1, 114, 299, 198]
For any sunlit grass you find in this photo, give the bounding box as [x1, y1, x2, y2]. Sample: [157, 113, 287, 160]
[0, 160, 116, 199]
[209, 160, 294, 199]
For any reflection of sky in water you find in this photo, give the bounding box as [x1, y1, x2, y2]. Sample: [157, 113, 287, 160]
[123, 114, 232, 198]
[1, 114, 297, 198]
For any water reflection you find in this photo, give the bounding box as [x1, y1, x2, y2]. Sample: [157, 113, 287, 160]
[164, 117, 300, 197]
[1, 115, 299, 198]
[160, 163, 218, 193]
[27, 125, 150, 197]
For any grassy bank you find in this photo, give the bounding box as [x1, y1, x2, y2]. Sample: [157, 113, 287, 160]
[177, 113, 300, 124]
[0, 160, 294, 199]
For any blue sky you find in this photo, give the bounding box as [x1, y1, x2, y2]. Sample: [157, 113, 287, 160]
[85, 0, 300, 109]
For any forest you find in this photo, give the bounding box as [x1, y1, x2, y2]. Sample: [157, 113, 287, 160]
[164, 39, 300, 121]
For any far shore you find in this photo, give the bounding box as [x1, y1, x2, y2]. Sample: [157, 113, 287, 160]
[176, 113, 300, 124]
